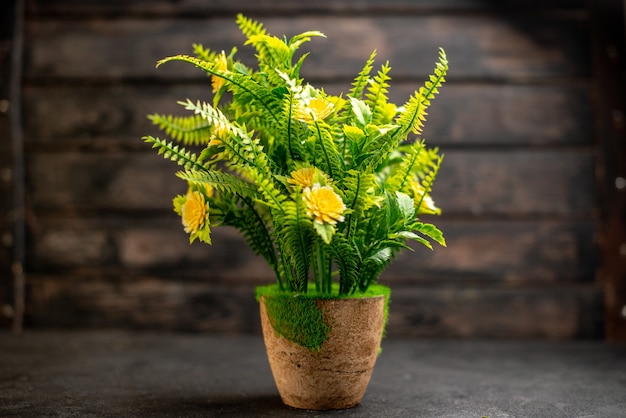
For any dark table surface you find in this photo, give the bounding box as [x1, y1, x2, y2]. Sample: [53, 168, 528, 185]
[1, 331, 625, 417]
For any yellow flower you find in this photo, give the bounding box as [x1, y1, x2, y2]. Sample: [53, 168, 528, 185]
[294, 97, 334, 122]
[211, 52, 228, 93]
[181, 191, 209, 234]
[303, 185, 346, 225]
[288, 167, 330, 188]
[288, 168, 316, 188]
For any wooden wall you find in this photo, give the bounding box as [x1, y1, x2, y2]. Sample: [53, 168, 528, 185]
[1, 0, 616, 338]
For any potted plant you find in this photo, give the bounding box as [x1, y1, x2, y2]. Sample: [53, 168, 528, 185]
[143, 14, 448, 410]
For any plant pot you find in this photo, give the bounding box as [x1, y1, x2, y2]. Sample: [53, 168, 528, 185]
[259, 291, 387, 410]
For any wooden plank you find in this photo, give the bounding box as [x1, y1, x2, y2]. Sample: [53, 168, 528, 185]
[29, 219, 595, 285]
[26, 150, 595, 215]
[591, 0, 626, 341]
[436, 150, 595, 216]
[25, 0, 588, 16]
[0, 0, 16, 329]
[23, 15, 589, 81]
[25, 151, 594, 215]
[27, 276, 262, 333]
[383, 220, 596, 283]
[32, 222, 275, 282]
[26, 275, 603, 338]
[22, 83, 593, 148]
[387, 285, 603, 338]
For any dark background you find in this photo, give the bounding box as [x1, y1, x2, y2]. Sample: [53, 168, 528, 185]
[1, 0, 625, 340]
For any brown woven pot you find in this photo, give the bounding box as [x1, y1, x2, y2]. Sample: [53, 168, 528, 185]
[259, 294, 386, 410]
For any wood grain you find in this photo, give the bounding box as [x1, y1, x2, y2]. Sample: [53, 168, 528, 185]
[26, 275, 602, 338]
[591, 0, 626, 340]
[10, 2, 605, 338]
[29, 219, 595, 285]
[22, 83, 592, 148]
[25, 151, 595, 216]
[24, 16, 589, 81]
[26, 0, 588, 16]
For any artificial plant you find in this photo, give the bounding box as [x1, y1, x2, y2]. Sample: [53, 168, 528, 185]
[144, 14, 447, 296]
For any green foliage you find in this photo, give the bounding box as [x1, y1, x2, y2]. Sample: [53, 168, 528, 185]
[144, 15, 448, 297]
[396, 47, 448, 137]
[148, 114, 213, 146]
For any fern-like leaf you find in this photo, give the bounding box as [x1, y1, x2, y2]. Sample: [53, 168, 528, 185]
[411, 222, 446, 247]
[385, 140, 426, 194]
[148, 113, 213, 146]
[350, 50, 376, 100]
[275, 199, 314, 292]
[142, 136, 206, 171]
[236, 13, 267, 39]
[414, 151, 443, 212]
[176, 169, 260, 200]
[365, 61, 393, 125]
[340, 170, 382, 241]
[328, 233, 360, 295]
[311, 120, 344, 180]
[157, 55, 282, 125]
[192, 43, 218, 63]
[283, 90, 308, 162]
[395, 48, 448, 137]
[179, 99, 287, 210]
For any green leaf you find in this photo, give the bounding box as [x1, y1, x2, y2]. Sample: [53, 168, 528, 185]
[348, 96, 372, 127]
[396, 191, 415, 220]
[313, 222, 335, 244]
[413, 222, 446, 247]
[368, 247, 391, 264]
[395, 48, 448, 137]
[343, 125, 365, 143]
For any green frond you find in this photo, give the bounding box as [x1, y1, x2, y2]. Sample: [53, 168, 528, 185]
[283, 90, 308, 162]
[176, 169, 260, 200]
[365, 61, 393, 125]
[395, 48, 448, 137]
[178, 99, 242, 139]
[192, 43, 218, 63]
[225, 71, 284, 125]
[355, 124, 401, 172]
[157, 55, 282, 125]
[350, 50, 377, 100]
[148, 113, 213, 146]
[179, 99, 286, 210]
[341, 170, 381, 216]
[288, 31, 326, 54]
[275, 199, 314, 292]
[142, 136, 206, 171]
[311, 120, 344, 180]
[328, 233, 360, 295]
[358, 247, 394, 291]
[411, 222, 446, 247]
[237, 15, 294, 84]
[239, 16, 324, 84]
[385, 140, 426, 194]
[251, 174, 288, 210]
[236, 13, 267, 39]
[246, 34, 291, 72]
[415, 151, 443, 211]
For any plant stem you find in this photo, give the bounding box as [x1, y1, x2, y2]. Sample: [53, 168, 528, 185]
[314, 120, 333, 179]
[312, 240, 322, 293]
